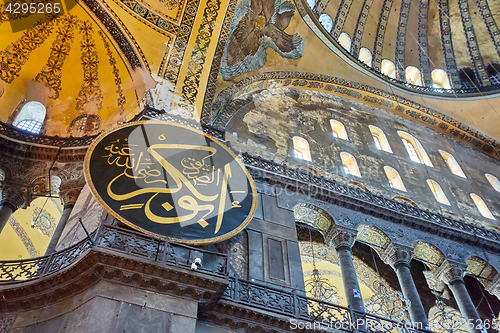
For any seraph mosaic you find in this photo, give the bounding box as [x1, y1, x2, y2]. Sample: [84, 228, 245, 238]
[220, 0, 304, 80]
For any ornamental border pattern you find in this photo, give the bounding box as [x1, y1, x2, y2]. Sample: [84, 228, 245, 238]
[418, 0, 432, 86]
[331, 0, 353, 40]
[200, 0, 238, 123]
[82, 0, 143, 69]
[458, 0, 489, 86]
[180, 0, 221, 119]
[438, 0, 461, 88]
[372, 0, 393, 71]
[395, 0, 411, 81]
[207, 71, 500, 159]
[350, 0, 374, 57]
[8, 216, 38, 258]
[475, 0, 500, 58]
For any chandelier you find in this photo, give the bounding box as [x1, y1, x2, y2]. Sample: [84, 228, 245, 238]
[365, 280, 411, 321]
[428, 300, 468, 333]
[305, 268, 341, 303]
[365, 248, 411, 322]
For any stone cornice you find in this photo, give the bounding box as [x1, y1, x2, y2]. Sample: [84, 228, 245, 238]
[200, 301, 321, 333]
[0, 247, 228, 314]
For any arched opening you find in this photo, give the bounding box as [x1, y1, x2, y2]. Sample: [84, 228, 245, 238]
[486, 63, 500, 85]
[340, 152, 361, 177]
[485, 173, 500, 192]
[319, 14, 333, 33]
[413, 241, 445, 268]
[431, 69, 451, 89]
[426, 179, 450, 205]
[359, 48, 372, 67]
[330, 119, 349, 140]
[459, 68, 478, 89]
[348, 181, 370, 192]
[338, 32, 351, 51]
[306, 0, 316, 8]
[13, 101, 46, 134]
[397, 131, 433, 167]
[470, 193, 495, 219]
[439, 150, 466, 178]
[384, 166, 406, 191]
[292, 136, 312, 161]
[369, 125, 392, 153]
[405, 66, 423, 86]
[381, 59, 396, 79]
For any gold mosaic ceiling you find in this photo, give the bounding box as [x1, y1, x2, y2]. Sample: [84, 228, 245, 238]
[0, 0, 500, 154]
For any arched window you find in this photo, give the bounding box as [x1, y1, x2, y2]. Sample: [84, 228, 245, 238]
[292, 136, 312, 161]
[369, 125, 392, 153]
[13, 101, 46, 134]
[459, 68, 477, 89]
[306, 0, 315, 8]
[427, 179, 450, 205]
[319, 14, 333, 33]
[470, 193, 495, 219]
[381, 59, 396, 79]
[405, 66, 423, 86]
[384, 166, 406, 191]
[398, 131, 433, 167]
[438, 150, 466, 178]
[359, 48, 372, 67]
[340, 152, 361, 177]
[330, 119, 348, 140]
[432, 69, 451, 89]
[485, 174, 500, 192]
[338, 32, 351, 51]
[487, 63, 500, 85]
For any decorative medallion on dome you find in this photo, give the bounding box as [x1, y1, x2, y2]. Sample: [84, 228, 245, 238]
[220, 0, 304, 80]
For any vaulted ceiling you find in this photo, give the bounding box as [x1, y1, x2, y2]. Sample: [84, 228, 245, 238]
[0, 0, 499, 159]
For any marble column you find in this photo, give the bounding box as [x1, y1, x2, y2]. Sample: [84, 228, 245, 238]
[0, 186, 27, 233]
[381, 243, 429, 329]
[326, 227, 365, 313]
[436, 261, 484, 333]
[44, 187, 82, 255]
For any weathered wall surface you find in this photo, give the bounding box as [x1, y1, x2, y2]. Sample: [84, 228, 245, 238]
[225, 88, 500, 230]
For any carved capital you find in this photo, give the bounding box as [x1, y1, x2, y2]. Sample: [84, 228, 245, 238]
[434, 260, 466, 285]
[0, 185, 28, 209]
[484, 273, 500, 300]
[380, 243, 413, 268]
[59, 185, 83, 207]
[325, 226, 357, 250]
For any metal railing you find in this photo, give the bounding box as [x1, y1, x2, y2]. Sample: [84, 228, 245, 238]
[96, 224, 228, 278]
[222, 275, 431, 333]
[0, 224, 228, 284]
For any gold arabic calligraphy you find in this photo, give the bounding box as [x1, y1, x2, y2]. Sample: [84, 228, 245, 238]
[102, 138, 244, 233]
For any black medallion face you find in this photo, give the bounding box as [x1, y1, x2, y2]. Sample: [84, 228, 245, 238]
[84, 121, 257, 244]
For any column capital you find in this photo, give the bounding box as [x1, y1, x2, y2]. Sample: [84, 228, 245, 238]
[380, 243, 413, 268]
[484, 273, 500, 300]
[325, 226, 357, 250]
[0, 184, 28, 209]
[59, 185, 83, 208]
[434, 260, 466, 285]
